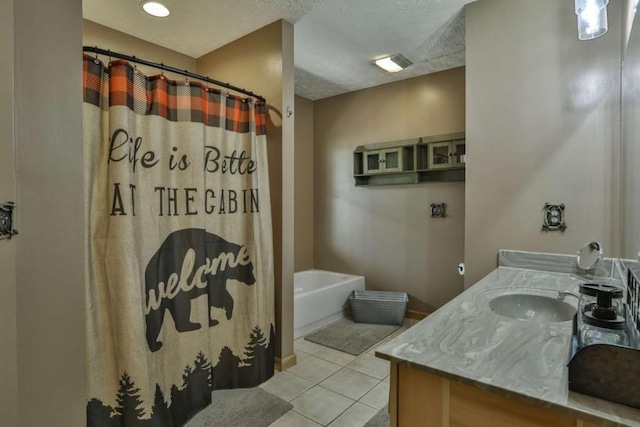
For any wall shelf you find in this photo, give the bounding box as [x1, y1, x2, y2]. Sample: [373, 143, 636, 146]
[353, 132, 465, 186]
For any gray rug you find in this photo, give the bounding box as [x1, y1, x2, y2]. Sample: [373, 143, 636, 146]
[304, 317, 400, 356]
[186, 387, 292, 427]
[365, 408, 390, 427]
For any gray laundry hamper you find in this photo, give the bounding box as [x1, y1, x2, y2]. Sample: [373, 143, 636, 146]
[349, 290, 408, 325]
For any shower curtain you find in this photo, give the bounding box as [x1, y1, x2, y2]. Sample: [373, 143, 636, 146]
[83, 55, 275, 426]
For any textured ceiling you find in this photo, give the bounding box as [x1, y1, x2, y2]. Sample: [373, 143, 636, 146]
[83, 0, 474, 100]
[294, 0, 472, 99]
[83, 0, 323, 58]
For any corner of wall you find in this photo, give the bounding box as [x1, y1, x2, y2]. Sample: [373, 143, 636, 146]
[280, 18, 296, 359]
[0, 0, 17, 424]
[294, 96, 315, 272]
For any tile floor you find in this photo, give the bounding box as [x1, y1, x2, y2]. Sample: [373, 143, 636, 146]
[261, 319, 417, 427]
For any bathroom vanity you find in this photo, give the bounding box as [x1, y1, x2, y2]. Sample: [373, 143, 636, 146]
[376, 251, 640, 427]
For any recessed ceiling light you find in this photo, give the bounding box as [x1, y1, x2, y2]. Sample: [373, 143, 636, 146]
[373, 54, 413, 73]
[142, 1, 170, 18]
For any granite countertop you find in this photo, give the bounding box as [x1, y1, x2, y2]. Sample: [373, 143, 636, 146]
[376, 265, 640, 427]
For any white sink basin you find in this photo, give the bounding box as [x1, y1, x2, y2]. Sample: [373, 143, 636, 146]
[489, 293, 576, 322]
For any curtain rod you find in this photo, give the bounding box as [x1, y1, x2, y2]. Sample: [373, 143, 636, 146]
[83, 46, 267, 103]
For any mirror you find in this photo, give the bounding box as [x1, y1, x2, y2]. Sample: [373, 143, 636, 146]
[577, 241, 603, 270]
[621, 3, 640, 261]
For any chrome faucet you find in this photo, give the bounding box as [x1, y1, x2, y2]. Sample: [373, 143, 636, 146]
[557, 291, 580, 301]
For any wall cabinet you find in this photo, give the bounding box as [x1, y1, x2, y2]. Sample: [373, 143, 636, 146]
[354, 132, 465, 186]
[364, 148, 407, 173]
[427, 140, 465, 169]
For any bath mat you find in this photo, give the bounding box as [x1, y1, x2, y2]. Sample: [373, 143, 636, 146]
[365, 408, 390, 427]
[304, 317, 400, 356]
[185, 387, 292, 427]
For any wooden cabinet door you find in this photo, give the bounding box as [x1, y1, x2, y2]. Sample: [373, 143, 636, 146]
[382, 148, 403, 172]
[449, 382, 575, 427]
[451, 141, 465, 166]
[428, 142, 453, 169]
[364, 150, 382, 174]
[394, 364, 588, 427]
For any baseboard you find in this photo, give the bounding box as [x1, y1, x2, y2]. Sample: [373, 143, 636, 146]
[275, 353, 297, 371]
[406, 310, 430, 320]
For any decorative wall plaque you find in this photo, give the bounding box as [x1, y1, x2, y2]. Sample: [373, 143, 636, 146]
[542, 202, 566, 231]
[430, 203, 446, 218]
[0, 201, 18, 240]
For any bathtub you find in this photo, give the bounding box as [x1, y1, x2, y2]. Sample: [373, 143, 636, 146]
[294, 269, 365, 339]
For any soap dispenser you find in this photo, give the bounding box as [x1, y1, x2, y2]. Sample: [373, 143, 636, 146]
[580, 285, 629, 347]
[578, 283, 624, 316]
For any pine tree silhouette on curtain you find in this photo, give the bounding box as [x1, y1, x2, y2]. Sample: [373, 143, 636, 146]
[114, 372, 146, 424]
[193, 351, 212, 389]
[211, 347, 244, 390]
[87, 398, 118, 426]
[150, 385, 173, 427]
[86, 327, 275, 425]
[166, 351, 214, 425]
[211, 324, 275, 390]
[180, 357, 211, 416]
[242, 325, 274, 385]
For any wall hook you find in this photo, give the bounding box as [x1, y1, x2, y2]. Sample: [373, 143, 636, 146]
[286, 106, 293, 118]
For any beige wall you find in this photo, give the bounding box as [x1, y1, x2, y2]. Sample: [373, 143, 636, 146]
[314, 69, 466, 313]
[465, 0, 622, 287]
[0, 0, 17, 424]
[198, 20, 296, 359]
[294, 95, 314, 272]
[83, 20, 196, 80]
[622, 4, 640, 259]
[15, 0, 85, 425]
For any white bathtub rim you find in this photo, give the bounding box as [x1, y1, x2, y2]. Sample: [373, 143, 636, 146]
[294, 269, 364, 297]
[293, 269, 365, 340]
[294, 269, 363, 282]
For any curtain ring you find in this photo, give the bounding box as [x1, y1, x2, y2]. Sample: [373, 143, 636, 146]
[93, 46, 100, 65]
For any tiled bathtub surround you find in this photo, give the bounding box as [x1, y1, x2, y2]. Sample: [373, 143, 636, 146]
[376, 266, 640, 426]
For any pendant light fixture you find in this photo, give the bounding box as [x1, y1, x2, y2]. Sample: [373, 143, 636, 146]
[575, 0, 609, 40]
